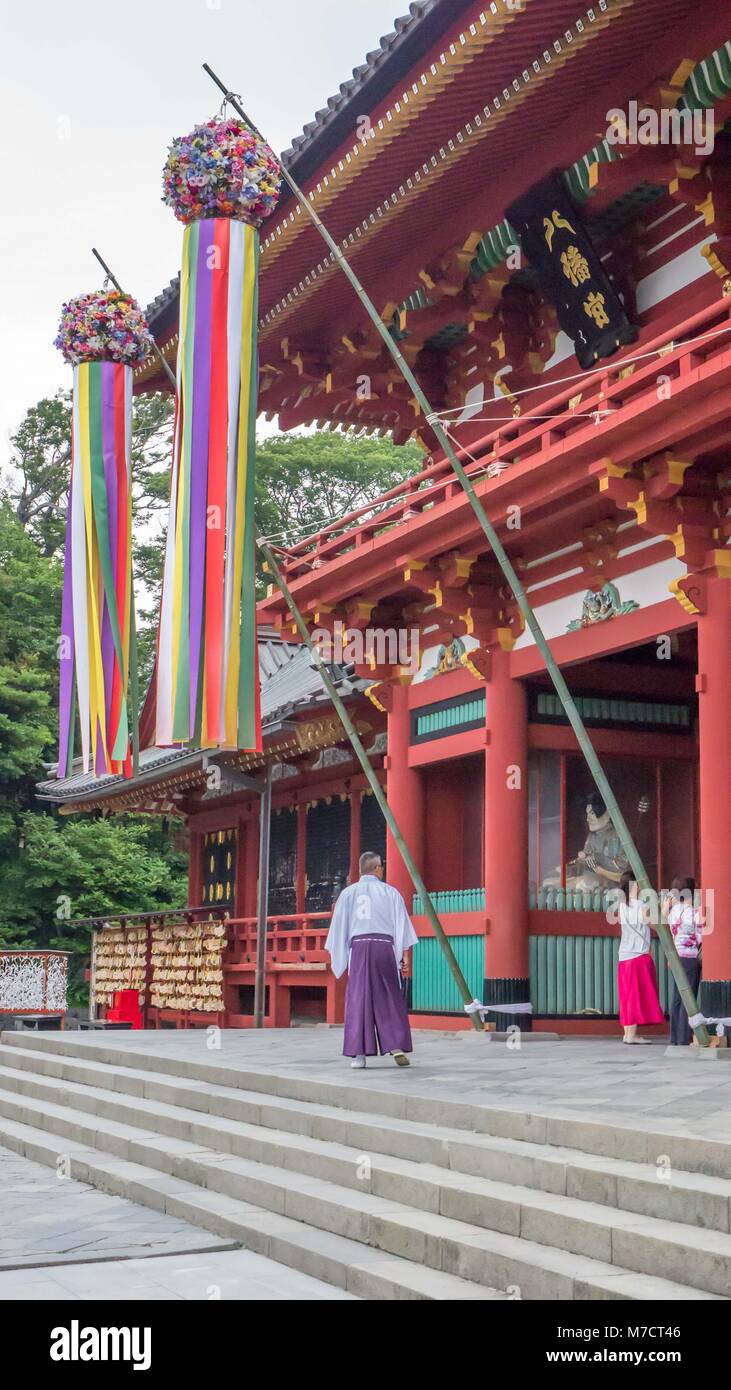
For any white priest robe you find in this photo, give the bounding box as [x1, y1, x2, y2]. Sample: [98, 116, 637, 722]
[325, 874, 419, 979]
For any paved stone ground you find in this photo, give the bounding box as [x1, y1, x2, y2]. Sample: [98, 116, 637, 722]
[55, 1026, 731, 1141]
[0, 1248, 356, 1301]
[0, 1145, 235, 1269]
[0, 1145, 355, 1300]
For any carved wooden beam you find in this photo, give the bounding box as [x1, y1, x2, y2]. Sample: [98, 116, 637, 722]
[641, 451, 694, 500]
[438, 551, 479, 587]
[579, 519, 621, 571]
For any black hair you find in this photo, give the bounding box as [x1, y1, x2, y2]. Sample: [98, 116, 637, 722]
[619, 870, 636, 901]
[586, 792, 607, 817]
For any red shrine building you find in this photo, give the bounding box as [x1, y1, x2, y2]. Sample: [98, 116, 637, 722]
[40, 1, 731, 1033]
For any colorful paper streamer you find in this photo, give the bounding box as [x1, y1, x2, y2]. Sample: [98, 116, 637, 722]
[156, 216, 261, 752]
[58, 361, 135, 777]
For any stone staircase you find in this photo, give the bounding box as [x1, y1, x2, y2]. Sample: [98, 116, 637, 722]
[0, 1031, 728, 1301]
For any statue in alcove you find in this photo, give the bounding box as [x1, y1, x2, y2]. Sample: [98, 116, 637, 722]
[543, 792, 631, 891]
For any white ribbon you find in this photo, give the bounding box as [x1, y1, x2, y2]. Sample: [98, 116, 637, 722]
[465, 997, 533, 1018]
[689, 1013, 731, 1034]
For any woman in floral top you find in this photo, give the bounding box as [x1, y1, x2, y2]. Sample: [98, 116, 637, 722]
[664, 876, 703, 1046]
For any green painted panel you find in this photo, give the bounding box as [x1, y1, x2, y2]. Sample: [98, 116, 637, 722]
[683, 41, 731, 112]
[651, 940, 672, 1013]
[605, 937, 617, 1015]
[529, 935, 672, 1017]
[535, 692, 689, 729]
[537, 934, 547, 1012]
[547, 937, 557, 1014]
[556, 935, 567, 1014]
[574, 935, 585, 1014]
[411, 934, 485, 1013]
[415, 694, 486, 739]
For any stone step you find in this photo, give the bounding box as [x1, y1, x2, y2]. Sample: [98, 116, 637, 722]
[0, 1079, 725, 1299]
[0, 1043, 728, 1236]
[0, 1105, 709, 1303]
[4, 1030, 730, 1180]
[0, 1113, 504, 1301]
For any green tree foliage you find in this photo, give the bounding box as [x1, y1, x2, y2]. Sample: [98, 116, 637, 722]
[0, 394, 183, 987]
[136, 426, 421, 662]
[0, 813, 187, 998]
[0, 501, 57, 793]
[254, 430, 423, 560]
[6, 393, 72, 558]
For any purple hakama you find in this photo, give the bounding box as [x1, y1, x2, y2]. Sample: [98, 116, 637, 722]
[343, 933, 413, 1058]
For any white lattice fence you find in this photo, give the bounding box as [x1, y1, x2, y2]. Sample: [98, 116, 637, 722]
[0, 951, 68, 1014]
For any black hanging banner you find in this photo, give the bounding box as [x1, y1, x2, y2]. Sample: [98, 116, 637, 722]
[506, 172, 638, 369]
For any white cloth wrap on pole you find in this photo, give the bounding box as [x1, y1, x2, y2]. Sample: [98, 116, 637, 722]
[689, 1013, 731, 1034]
[465, 998, 533, 1017]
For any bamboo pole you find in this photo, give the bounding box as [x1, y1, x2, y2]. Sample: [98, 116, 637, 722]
[257, 535, 484, 1025]
[92, 248, 178, 392]
[92, 254, 481, 1024]
[202, 65, 709, 1045]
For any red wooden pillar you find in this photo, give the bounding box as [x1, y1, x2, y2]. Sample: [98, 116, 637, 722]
[242, 810, 259, 919]
[326, 972, 347, 1024]
[385, 683, 424, 906]
[271, 979, 291, 1027]
[484, 648, 530, 1027]
[697, 578, 731, 1018]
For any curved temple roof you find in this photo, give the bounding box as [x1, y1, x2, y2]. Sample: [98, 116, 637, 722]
[143, 0, 463, 342]
[38, 635, 366, 808]
[140, 0, 730, 398]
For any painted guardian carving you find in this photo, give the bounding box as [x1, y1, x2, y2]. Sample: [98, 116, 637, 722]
[567, 581, 639, 632]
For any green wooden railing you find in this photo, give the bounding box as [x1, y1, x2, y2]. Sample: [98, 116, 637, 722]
[415, 887, 699, 914]
[416, 887, 644, 914]
[530, 934, 672, 1016]
[410, 931, 673, 1016]
[412, 888, 486, 915]
[530, 886, 615, 912]
[410, 934, 485, 1012]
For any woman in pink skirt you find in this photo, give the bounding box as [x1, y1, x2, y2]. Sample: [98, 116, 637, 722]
[617, 872, 664, 1044]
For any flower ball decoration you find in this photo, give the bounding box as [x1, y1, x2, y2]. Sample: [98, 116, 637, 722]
[54, 290, 154, 366]
[162, 118, 282, 226]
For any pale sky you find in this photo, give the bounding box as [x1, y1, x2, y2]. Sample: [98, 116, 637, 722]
[0, 0, 404, 455]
